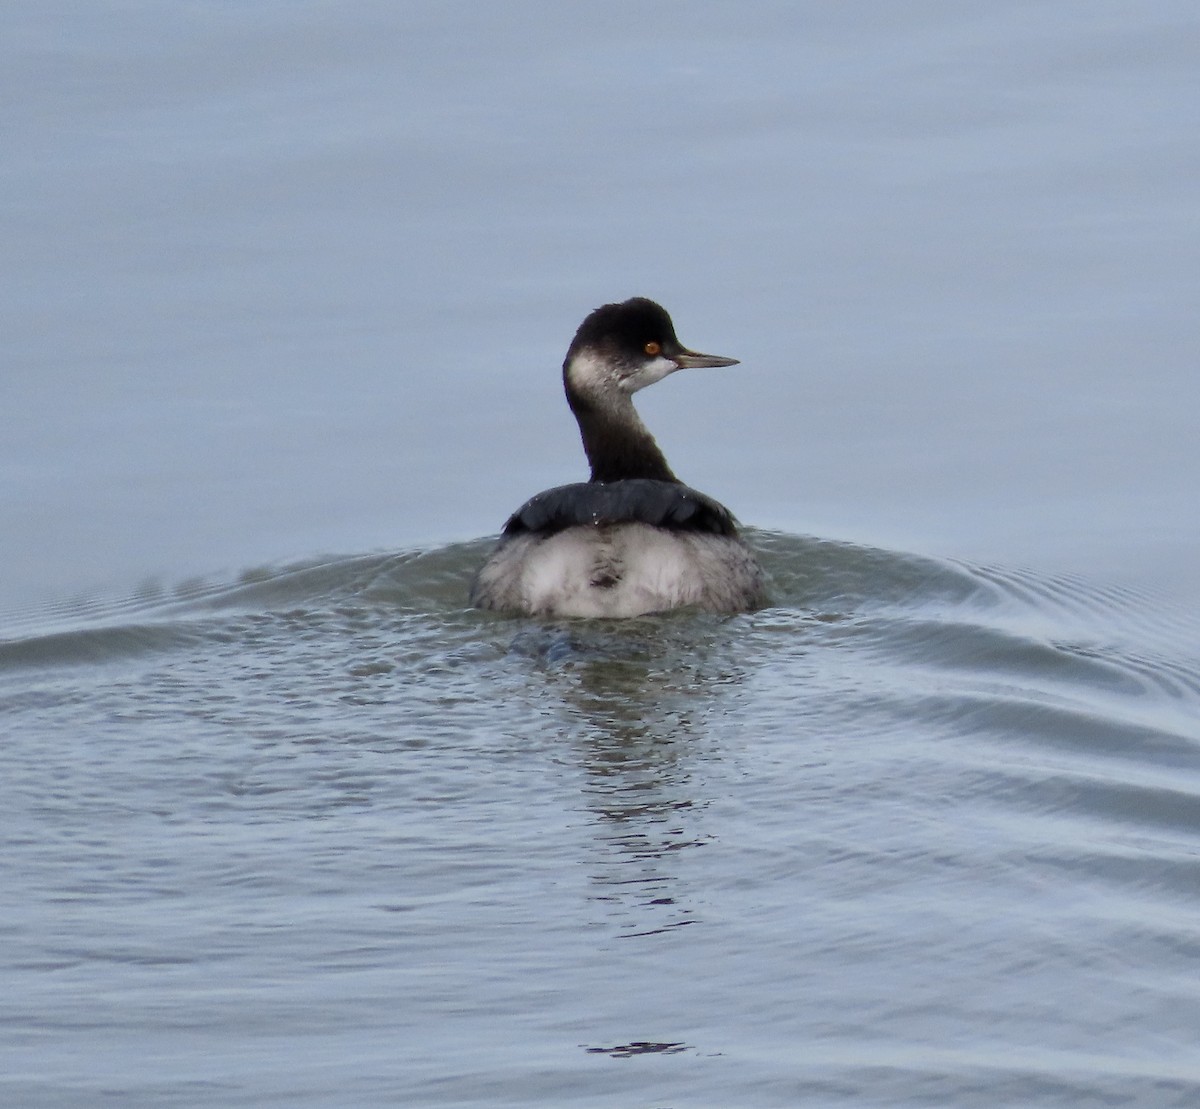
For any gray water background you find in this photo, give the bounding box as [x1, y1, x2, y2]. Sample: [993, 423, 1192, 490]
[3, 3, 1200, 1106]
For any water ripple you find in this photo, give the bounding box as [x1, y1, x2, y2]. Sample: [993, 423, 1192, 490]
[3, 531, 1200, 1107]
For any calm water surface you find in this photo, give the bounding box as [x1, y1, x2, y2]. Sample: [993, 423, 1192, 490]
[4, 2, 1200, 1106]
[4, 537, 1200, 1106]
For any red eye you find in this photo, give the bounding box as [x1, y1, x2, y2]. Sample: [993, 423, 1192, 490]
[644, 341, 661, 356]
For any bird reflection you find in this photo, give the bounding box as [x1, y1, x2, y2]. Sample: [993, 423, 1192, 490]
[516, 618, 749, 938]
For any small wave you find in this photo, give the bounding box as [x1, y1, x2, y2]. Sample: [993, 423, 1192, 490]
[0, 620, 208, 674]
[0, 542, 492, 676]
[4, 531, 1198, 767]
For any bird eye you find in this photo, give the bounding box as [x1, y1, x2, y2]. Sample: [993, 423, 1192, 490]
[644, 341, 661, 356]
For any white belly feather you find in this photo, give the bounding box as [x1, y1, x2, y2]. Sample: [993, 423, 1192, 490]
[472, 522, 764, 618]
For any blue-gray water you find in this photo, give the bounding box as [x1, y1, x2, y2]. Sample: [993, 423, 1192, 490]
[4, 538, 1200, 1106]
[4, 2, 1200, 1106]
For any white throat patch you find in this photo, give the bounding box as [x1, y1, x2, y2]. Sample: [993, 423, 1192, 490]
[565, 349, 678, 398]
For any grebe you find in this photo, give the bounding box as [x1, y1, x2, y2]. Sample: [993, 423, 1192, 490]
[471, 297, 766, 618]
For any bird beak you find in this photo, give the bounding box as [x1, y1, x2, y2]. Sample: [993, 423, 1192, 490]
[672, 348, 740, 370]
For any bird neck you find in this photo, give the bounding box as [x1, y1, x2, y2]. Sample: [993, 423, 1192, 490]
[566, 387, 679, 484]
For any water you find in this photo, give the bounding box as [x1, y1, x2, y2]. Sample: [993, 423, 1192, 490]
[4, 537, 1199, 1105]
[4, 2, 1200, 1105]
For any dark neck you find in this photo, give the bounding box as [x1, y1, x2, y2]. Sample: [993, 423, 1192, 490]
[567, 389, 679, 484]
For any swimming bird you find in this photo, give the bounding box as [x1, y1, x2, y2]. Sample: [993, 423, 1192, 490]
[471, 297, 766, 618]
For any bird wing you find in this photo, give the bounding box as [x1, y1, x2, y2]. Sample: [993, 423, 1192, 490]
[503, 479, 738, 537]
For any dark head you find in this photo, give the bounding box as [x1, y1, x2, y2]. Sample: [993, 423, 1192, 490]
[564, 297, 738, 397]
[561, 297, 739, 483]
